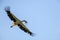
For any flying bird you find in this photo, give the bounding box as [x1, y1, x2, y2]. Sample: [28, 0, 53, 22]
[5, 7, 34, 36]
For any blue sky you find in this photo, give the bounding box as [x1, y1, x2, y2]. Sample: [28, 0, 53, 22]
[0, 0, 60, 40]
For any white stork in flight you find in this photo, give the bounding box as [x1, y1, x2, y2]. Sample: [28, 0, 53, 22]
[5, 7, 34, 36]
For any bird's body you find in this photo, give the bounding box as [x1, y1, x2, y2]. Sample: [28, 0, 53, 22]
[5, 7, 33, 36]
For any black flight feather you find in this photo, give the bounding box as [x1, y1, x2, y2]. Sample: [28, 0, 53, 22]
[18, 24, 33, 36]
[5, 7, 16, 22]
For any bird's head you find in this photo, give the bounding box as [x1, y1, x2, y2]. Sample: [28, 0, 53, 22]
[5, 6, 10, 12]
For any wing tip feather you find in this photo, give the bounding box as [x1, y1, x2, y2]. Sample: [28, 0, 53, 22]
[5, 6, 10, 12]
[28, 32, 35, 36]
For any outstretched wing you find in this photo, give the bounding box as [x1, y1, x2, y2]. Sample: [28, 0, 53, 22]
[5, 7, 19, 22]
[5, 7, 34, 36]
[18, 22, 33, 36]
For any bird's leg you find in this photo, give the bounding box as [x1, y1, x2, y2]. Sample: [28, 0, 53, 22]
[10, 22, 14, 28]
[21, 20, 28, 23]
[10, 22, 17, 28]
[10, 26, 13, 28]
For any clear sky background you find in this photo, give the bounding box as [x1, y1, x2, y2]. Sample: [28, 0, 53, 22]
[0, 0, 60, 40]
